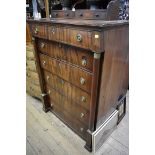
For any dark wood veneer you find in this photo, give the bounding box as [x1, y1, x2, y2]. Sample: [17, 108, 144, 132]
[27, 18, 129, 152]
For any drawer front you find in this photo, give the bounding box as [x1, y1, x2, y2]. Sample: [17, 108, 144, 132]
[38, 40, 94, 72]
[26, 60, 37, 72]
[26, 70, 40, 85]
[65, 28, 91, 49]
[47, 26, 92, 49]
[52, 105, 88, 140]
[40, 54, 92, 93]
[44, 70, 90, 110]
[31, 24, 47, 38]
[46, 85, 89, 126]
[51, 11, 75, 18]
[75, 10, 107, 19]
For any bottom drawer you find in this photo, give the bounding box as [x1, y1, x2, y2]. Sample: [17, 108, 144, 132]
[51, 105, 88, 140]
[26, 82, 41, 99]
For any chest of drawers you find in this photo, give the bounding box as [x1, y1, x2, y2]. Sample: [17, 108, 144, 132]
[27, 19, 129, 152]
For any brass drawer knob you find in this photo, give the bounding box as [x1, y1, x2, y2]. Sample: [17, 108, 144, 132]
[80, 77, 85, 85]
[41, 43, 45, 48]
[80, 113, 85, 118]
[61, 79, 64, 84]
[81, 59, 87, 66]
[80, 128, 84, 132]
[51, 27, 55, 34]
[76, 34, 82, 42]
[47, 75, 50, 80]
[81, 96, 86, 102]
[48, 90, 51, 94]
[43, 61, 46, 66]
[34, 27, 38, 34]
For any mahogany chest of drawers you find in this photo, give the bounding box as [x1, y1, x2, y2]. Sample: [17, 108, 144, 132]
[27, 19, 129, 152]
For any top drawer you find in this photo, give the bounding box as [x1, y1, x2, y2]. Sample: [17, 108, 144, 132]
[29, 23, 103, 51]
[47, 26, 92, 49]
[30, 24, 47, 38]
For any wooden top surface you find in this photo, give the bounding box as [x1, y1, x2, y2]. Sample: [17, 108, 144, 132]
[27, 18, 129, 28]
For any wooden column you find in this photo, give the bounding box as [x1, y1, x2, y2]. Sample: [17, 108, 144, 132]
[44, 0, 50, 18]
[85, 52, 101, 151]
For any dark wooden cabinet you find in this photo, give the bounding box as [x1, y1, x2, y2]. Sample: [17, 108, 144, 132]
[27, 18, 129, 152]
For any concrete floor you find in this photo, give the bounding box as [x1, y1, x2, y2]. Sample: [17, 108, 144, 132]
[26, 92, 129, 155]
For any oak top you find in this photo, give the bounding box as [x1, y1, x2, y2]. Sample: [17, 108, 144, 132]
[27, 18, 129, 28]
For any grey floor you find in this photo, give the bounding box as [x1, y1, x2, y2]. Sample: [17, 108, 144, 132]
[26, 92, 129, 155]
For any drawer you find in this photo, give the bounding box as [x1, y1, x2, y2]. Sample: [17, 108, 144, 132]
[51, 10, 75, 18]
[37, 40, 94, 72]
[43, 70, 90, 110]
[26, 60, 37, 72]
[52, 105, 88, 140]
[46, 85, 89, 126]
[26, 70, 40, 85]
[31, 24, 47, 38]
[47, 26, 92, 49]
[39, 54, 92, 93]
[75, 10, 107, 19]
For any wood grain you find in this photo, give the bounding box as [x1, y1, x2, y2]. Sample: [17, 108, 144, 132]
[37, 39, 94, 72]
[43, 70, 91, 110]
[39, 53, 92, 93]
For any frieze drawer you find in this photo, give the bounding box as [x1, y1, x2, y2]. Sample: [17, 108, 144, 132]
[47, 25, 92, 48]
[30, 24, 47, 38]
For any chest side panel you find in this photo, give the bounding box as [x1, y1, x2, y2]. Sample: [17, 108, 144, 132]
[96, 25, 129, 128]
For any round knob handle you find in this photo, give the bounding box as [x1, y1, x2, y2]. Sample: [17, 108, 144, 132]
[43, 61, 46, 66]
[34, 27, 38, 34]
[81, 96, 86, 102]
[79, 13, 83, 17]
[47, 75, 50, 80]
[80, 77, 85, 85]
[76, 34, 82, 42]
[48, 90, 51, 94]
[80, 113, 84, 118]
[55, 13, 58, 16]
[41, 43, 45, 48]
[81, 59, 87, 66]
[61, 79, 64, 84]
[51, 27, 55, 34]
